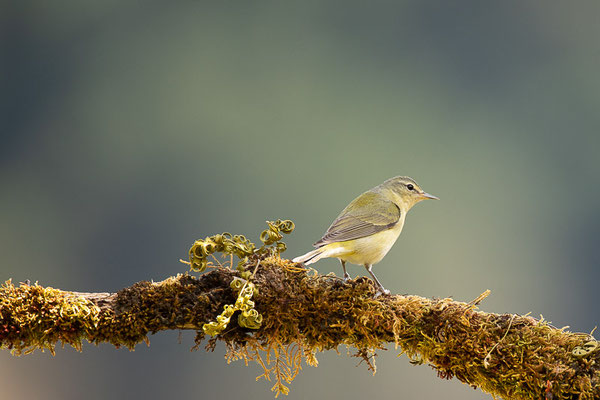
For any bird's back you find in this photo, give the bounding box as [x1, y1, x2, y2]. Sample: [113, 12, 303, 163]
[313, 189, 401, 248]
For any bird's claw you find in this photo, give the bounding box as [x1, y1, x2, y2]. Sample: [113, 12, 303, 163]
[374, 288, 391, 298]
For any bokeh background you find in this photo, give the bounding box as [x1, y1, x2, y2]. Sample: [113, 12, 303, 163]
[3, 2, 600, 399]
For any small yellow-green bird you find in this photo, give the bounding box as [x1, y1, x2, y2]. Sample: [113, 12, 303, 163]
[293, 176, 438, 295]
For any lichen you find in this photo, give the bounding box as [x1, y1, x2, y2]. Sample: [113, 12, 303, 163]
[188, 219, 294, 335]
[187, 219, 294, 273]
[202, 278, 261, 335]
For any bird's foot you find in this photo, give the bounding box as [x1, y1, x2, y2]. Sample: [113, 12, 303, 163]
[343, 272, 351, 283]
[374, 287, 391, 298]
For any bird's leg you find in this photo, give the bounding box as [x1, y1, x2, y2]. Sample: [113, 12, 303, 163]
[364, 264, 390, 296]
[340, 259, 350, 282]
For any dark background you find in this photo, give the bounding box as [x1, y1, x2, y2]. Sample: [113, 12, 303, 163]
[2, 2, 600, 399]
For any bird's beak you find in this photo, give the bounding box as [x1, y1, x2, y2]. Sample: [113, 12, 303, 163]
[421, 192, 439, 200]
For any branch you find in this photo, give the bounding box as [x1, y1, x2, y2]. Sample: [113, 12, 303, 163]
[1, 255, 598, 399]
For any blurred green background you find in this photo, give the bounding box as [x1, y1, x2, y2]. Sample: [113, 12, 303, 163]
[2, 1, 600, 399]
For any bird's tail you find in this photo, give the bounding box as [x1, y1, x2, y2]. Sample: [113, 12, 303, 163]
[292, 247, 327, 265]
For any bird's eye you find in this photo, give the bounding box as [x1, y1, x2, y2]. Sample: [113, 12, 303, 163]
[407, 184, 414, 191]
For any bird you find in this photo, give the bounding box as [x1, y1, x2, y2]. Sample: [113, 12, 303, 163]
[292, 176, 438, 295]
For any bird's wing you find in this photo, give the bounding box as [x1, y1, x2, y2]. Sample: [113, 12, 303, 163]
[313, 191, 401, 247]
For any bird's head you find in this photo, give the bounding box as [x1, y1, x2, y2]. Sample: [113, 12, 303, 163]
[381, 176, 439, 210]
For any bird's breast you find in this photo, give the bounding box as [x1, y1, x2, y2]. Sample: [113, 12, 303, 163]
[337, 217, 405, 266]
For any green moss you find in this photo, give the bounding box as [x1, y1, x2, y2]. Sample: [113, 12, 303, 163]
[199, 256, 600, 398]
[2, 220, 599, 399]
[189, 220, 294, 336]
[88, 273, 234, 349]
[0, 280, 101, 355]
[0, 273, 235, 354]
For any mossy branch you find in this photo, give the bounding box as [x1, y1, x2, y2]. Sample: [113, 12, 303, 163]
[1, 255, 598, 399]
